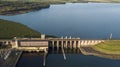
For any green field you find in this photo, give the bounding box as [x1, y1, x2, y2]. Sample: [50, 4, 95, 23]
[0, 19, 41, 39]
[93, 40, 120, 54]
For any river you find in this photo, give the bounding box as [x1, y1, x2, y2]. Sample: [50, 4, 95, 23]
[1, 3, 120, 39]
[16, 48, 120, 67]
[0, 3, 120, 67]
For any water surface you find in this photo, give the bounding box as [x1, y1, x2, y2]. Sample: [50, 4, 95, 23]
[1, 3, 120, 67]
[16, 49, 120, 67]
[0, 3, 120, 39]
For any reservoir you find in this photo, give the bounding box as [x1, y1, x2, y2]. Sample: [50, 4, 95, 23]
[0, 3, 120, 39]
[0, 3, 120, 67]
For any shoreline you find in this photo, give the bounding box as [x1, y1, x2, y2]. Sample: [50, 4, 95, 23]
[1, 1, 120, 15]
[0, 1, 50, 16]
[80, 46, 120, 60]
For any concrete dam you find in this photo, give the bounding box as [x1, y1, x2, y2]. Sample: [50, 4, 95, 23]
[0, 35, 104, 52]
[0, 35, 105, 67]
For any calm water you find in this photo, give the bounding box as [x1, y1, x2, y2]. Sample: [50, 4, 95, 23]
[1, 3, 120, 67]
[1, 3, 120, 39]
[16, 49, 120, 67]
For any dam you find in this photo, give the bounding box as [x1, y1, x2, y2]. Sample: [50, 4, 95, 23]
[0, 34, 104, 67]
[0, 35, 104, 50]
[0, 35, 104, 52]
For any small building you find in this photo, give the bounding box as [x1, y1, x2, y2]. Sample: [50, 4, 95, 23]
[12, 38, 48, 52]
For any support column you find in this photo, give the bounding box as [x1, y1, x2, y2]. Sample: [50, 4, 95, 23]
[70, 41, 72, 48]
[65, 41, 67, 48]
[61, 41, 63, 48]
[78, 41, 80, 48]
[13, 39, 18, 48]
[5, 41, 9, 45]
[73, 41, 76, 48]
[57, 41, 59, 50]
[52, 41, 54, 50]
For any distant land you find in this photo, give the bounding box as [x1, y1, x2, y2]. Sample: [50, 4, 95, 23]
[0, 19, 55, 39]
[1, 0, 120, 3]
[0, 0, 120, 15]
[0, 1, 50, 15]
[0, 19, 41, 39]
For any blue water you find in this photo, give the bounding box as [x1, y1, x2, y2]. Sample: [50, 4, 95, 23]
[16, 50, 120, 67]
[47, 54, 120, 67]
[0, 3, 120, 39]
[1, 3, 120, 67]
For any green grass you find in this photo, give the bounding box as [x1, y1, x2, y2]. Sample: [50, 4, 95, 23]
[93, 40, 120, 54]
[0, 19, 41, 39]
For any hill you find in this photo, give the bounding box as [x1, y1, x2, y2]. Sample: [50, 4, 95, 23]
[0, 1, 50, 15]
[0, 19, 41, 39]
[1, 0, 120, 3]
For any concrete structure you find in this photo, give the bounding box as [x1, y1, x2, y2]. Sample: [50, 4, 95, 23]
[0, 36, 104, 66]
[12, 39, 48, 52]
[0, 40, 12, 46]
[48, 36, 104, 49]
[0, 36, 104, 51]
[41, 34, 45, 40]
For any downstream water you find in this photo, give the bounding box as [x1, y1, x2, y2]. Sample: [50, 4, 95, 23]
[1, 3, 120, 67]
[1, 3, 120, 39]
[16, 49, 120, 67]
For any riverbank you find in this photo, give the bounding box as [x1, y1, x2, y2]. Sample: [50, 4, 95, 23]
[80, 46, 120, 60]
[1, 0, 120, 15]
[1, 0, 120, 3]
[93, 40, 120, 54]
[0, 1, 50, 15]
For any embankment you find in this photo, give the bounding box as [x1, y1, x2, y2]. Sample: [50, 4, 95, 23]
[80, 46, 120, 60]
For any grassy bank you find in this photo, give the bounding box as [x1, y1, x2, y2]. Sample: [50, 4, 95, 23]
[0, 19, 41, 39]
[93, 40, 120, 54]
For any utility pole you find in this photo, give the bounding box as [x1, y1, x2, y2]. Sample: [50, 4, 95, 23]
[109, 33, 112, 40]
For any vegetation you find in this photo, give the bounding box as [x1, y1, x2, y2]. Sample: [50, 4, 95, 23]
[93, 40, 120, 54]
[1, 0, 120, 3]
[88, 0, 120, 3]
[0, 19, 42, 39]
[0, 1, 50, 15]
[0, 0, 120, 15]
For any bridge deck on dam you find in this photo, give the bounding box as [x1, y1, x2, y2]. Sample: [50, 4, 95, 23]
[0, 36, 104, 51]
